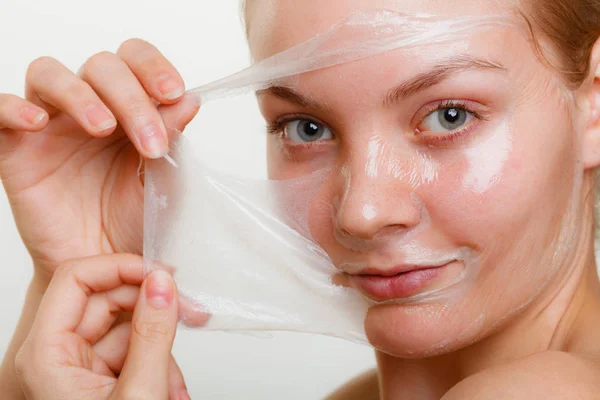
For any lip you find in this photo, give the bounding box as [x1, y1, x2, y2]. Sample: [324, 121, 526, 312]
[347, 262, 454, 301]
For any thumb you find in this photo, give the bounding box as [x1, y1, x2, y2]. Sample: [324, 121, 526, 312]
[113, 270, 179, 399]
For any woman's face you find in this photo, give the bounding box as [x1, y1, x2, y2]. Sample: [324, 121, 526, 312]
[251, 0, 590, 356]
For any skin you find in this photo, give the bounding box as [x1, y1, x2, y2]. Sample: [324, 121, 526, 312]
[0, 1, 599, 399]
[15, 254, 186, 400]
[248, 0, 600, 398]
[0, 40, 201, 398]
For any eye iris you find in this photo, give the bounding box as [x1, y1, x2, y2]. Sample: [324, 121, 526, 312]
[297, 120, 323, 142]
[438, 108, 467, 130]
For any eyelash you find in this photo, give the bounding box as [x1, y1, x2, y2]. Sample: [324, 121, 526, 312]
[265, 113, 324, 137]
[266, 100, 489, 145]
[415, 100, 488, 146]
[265, 114, 334, 161]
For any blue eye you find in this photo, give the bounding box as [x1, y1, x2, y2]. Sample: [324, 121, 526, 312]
[421, 107, 473, 132]
[284, 119, 333, 143]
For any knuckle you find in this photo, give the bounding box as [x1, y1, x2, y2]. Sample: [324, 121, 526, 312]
[81, 51, 118, 78]
[118, 38, 155, 55]
[0, 94, 16, 114]
[27, 56, 59, 81]
[61, 79, 92, 102]
[118, 39, 171, 77]
[124, 101, 155, 118]
[133, 319, 172, 343]
[116, 96, 160, 123]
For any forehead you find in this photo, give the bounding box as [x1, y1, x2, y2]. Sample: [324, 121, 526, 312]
[248, 0, 518, 60]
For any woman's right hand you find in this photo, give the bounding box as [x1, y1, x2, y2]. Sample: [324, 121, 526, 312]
[0, 38, 200, 278]
[15, 254, 189, 400]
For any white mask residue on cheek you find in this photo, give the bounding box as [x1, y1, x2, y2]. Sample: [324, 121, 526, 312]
[462, 122, 512, 193]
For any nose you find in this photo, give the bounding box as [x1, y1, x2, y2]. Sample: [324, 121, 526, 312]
[334, 171, 422, 241]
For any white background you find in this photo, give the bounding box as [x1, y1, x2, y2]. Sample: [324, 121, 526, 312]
[0, 1, 376, 398]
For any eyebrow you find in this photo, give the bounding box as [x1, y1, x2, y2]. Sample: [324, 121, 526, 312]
[257, 56, 506, 110]
[384, 56, 507, 105]
[256, 85, 331, 113]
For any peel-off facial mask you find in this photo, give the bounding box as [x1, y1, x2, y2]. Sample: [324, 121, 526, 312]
[143, 9, 584, 345]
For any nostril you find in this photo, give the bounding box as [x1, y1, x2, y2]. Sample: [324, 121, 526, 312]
[376, 223, 410, 238]
[338, 227, 352, 238]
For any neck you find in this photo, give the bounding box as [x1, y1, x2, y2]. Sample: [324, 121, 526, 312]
[376, 178, 600, 400]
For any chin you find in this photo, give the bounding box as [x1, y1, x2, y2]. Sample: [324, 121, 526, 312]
[364, 302, 484, 358]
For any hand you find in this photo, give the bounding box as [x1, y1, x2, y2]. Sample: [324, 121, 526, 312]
[0, 39, 200, 277]
[15, 253, 190, 400]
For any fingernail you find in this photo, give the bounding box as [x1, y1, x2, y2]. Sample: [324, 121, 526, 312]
[139, 124, 168, 158]
[145, 270, 174, 309]
[85, 104, 116, 132]
[158, 76, 185, 100]
[177, 389, 191, 400]
[184, 92, 202, 108]
[21, 107, 46, 125]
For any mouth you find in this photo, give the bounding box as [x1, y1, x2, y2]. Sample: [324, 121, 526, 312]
[347, 262, 455, 301]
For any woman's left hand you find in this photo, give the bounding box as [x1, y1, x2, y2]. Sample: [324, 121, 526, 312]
[14, 253, 190, 400]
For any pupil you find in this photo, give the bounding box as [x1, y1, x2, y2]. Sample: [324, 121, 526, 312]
[302, 121, 320, 137]
[444, 108, 460, 123]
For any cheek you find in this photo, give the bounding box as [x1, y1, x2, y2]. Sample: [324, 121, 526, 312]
[306, 180, 340, 255]
[266, 142, 277, 178]
[424, 113, 578, 253]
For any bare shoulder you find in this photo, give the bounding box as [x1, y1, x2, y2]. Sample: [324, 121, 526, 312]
[325, 368, 380, 400]
[442, 351, 600, 400]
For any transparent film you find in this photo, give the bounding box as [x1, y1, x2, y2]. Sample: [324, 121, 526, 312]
[143, 9, 585, 346]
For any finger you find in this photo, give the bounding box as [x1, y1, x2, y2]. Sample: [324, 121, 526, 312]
[168, 356, 191, 400]
[178, 294, 211, 328]
[132, 93, 200, 185]
[79, 51, 169, 159]
[32, 254, 145, 336]
[125, 93, 200, 186]
[157, 92, 201, 139]
[93, 324, 189, 399]
[25, 56, 117, 136]
[75, 285, 140, 344]
[117, 39, 186, 105]
[0, 94, 48, 131]
[93, 322, 132, 374]
[114, 270, 178, 399]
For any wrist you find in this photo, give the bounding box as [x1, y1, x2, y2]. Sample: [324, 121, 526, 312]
[30, 269, 51, 295]
[0, 271, 49, 400]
